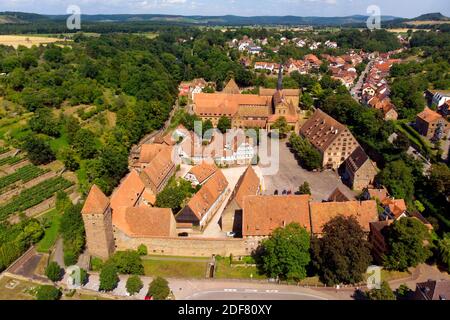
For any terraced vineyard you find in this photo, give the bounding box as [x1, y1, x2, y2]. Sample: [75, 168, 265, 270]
[0, 176, 74, 220]
[0, 164, 50, 191]
[0, 156, 22, 167]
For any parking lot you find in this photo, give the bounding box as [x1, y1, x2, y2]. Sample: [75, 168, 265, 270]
[260, 140, 357, 202]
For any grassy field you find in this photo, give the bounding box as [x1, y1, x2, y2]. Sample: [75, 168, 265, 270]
[214, 257, 266, 280]
[36, 209, 61, 253]
[0, 276, 37, 300]
[0, 35, 62, 49]
[142, 258, 208, 279]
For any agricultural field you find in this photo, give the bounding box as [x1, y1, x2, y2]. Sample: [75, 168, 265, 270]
[0, 176, 73, 221]
[0, 164, 49, 192]
[0, 35, 62, 49]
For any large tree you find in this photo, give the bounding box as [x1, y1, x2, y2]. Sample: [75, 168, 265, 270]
[311, 215, 372, 286]
[22, 136, 56, 165]
[288, 133, 322, 170]
[383, 218, 432, 271]
[217, 116, 232, 134]
[378, 160, 415, 203]
[260, 223, 310, 281]
[99, 264, 119, 292]
[438, 234, 450, 272]
[271, 116, 290, 138]
[365, 281, 396, 300]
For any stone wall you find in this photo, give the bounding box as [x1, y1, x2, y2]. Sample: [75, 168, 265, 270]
[114, 228, 251, 257]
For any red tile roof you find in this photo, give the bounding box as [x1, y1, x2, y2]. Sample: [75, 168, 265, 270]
[122, 207, 175, 237]
[242, 195, 311, 237]
[81, 185, 110, 215]
[185, 169, 229, 221]
[310, 200, 378, 234]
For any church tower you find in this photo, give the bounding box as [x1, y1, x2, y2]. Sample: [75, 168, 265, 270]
[81, 185, 115, 260]
[277, 63, 283, 91]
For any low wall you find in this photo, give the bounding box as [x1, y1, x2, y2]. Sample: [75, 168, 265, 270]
[114, 229, 250, 257]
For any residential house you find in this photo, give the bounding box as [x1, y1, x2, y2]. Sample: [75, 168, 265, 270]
[415, 107, 449, 140]
[414, 280, 450, 300]
[254, 61, 278, 73]
[184, 162, 218, 186]
[431, 90, 450, 108]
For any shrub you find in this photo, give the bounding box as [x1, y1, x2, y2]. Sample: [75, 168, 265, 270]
[126, 275, 143, 295]
[137, 244, 148, 256]
[64, 251, 77, 266]
[147, 277, 170, 300]
[36, 285, 61, 300]
[45, 261, 63, 282]
[108, 250, 144, 275]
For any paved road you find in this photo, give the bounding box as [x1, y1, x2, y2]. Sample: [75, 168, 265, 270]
[66, 273, 341, 300]
[185, 290, 329, 300]
[350, 60, 373, 103]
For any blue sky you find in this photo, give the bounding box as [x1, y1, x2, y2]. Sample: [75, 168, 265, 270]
[0, 0, 449, 18]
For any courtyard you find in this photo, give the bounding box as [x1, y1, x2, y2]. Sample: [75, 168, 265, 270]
[260, 139, 357, 202]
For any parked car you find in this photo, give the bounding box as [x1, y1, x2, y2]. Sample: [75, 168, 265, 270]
[178, 232, 189, 237]
[274, 190, 279, 195]
[282, 190, 287, 195]
[144, 296, 153, 300]
[226, 231, 236, 238]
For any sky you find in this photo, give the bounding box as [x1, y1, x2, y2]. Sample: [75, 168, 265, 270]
[0, 0, 449, 18]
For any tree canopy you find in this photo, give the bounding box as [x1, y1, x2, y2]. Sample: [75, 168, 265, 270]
[311, 215, 372, 286]
[259, 223, 310, 281]
[383, 217, 432, 271]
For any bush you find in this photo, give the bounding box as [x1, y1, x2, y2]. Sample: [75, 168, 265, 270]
[108, 250, 144, 275]
[36, 285, 61, 300]
[137, 244, 148, 256]
[90, 256, 104, 271]
[147, 277, 170, 300]
[64, 251, 77, 266]
[99, 263, 119, 292]
[45, 261, 63, 282]
[126, 275, 143, 295]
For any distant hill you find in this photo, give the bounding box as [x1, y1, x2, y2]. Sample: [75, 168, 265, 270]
[412, 12, 449, 21]
[0, 11, 401, 26]
[385, 12, 450, 27]
[0, 11, 50, 24]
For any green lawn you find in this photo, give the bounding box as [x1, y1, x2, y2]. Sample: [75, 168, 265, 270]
[142, 259, 207, 279]
[49, 133, 69, 153]
[214, 257, 266, 280]
[36, 209, 61, 253]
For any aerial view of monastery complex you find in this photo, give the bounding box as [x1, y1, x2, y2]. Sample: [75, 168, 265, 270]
[0, 0, 449, 303]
